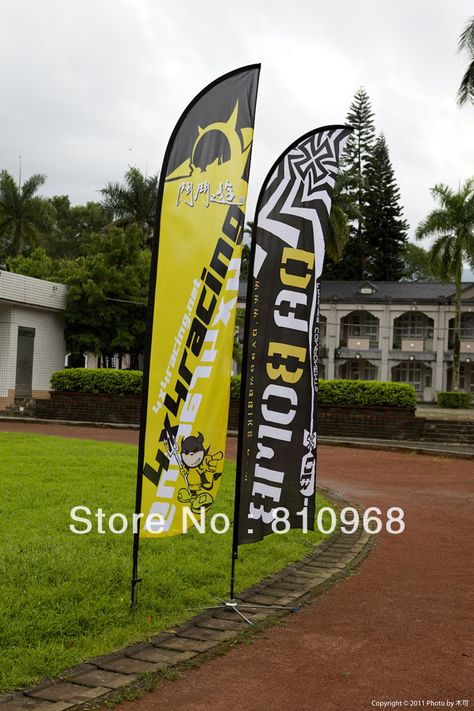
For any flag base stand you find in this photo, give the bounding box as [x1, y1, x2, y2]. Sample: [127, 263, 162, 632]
[189, 593, 300, 626]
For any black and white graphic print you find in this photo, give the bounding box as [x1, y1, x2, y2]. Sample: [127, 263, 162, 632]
[238, 126, 351, 545]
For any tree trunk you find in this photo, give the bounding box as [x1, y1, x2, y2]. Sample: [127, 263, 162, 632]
[453, 270, 462, 391]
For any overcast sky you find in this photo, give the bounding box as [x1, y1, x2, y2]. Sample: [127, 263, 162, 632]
[1, 0, 473, 248]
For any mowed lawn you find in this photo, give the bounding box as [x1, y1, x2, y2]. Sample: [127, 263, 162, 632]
[1, 433, 331, 691]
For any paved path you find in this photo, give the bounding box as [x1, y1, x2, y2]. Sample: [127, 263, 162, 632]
[116, 448, 473, 711]
[2, 421, 473, 709]
[416, 404, 474, 420]
[3, 419, 474, 459]
[0, 419, 139, 445]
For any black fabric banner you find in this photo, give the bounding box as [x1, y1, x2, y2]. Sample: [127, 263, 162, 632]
[237, 126, 352, 544]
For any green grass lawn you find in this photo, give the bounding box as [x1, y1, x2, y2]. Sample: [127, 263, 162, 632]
[0, 432, 331, 691]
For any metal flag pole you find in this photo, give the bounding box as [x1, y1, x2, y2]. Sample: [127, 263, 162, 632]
[129, 131, 168, 612]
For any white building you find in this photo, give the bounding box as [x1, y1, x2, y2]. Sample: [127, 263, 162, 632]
[238, 279, 474, 402]
[0, 270, 67, 411]
[319, 281, 474, 401]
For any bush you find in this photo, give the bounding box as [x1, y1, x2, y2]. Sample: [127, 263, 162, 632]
[50, 368, 143, 395]
[227, 377, 416, 408]
[318, 380, 416, 408]
[318, 379, 416, 408]
[437, 391, 471, 409]
[230, 375, 241, 400]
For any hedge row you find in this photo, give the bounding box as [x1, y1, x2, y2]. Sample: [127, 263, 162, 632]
[52, 369, 417, 408]
[437, 391, 472, 409]
[318, 379, 417, 408]
[50, 368, 142, 395]
[230, 376, 417, 408]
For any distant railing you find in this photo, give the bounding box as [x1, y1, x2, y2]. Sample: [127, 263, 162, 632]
[339, 325, 379, 350]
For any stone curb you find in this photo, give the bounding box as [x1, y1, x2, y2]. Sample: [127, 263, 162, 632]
[0, 486, 375, 711]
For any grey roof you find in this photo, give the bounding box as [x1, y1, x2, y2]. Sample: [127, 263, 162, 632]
[238, 279, 474, 305]
[319, 281, 463, 303]
[0, 269, 67, 311]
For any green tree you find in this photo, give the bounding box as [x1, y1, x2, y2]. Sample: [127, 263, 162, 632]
[363, 134, 408, 280]
[416, 179, 474, 390]
[61, 226, 150, 365]
[0, 171, 54, 258]
[240, 242, 251, 279]
[343, 88, 376, 212]
[325, 88, 376, 279]
[8, 247, 57, 280]
[9, 226, 150, 366]
[457, 16, 474, 107]
[401, 243, 439, 281]
[100, 166, 158, 243]
[45, 196, 108, 258]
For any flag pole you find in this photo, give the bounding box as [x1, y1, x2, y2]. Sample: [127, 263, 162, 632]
[129, 160, 168, 613]
[229, 221, 259, 601]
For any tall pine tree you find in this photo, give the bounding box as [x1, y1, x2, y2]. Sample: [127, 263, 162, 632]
[323, 87, 375, 279]
[363, 134, 408, 280]
[322, 88, 409, 281]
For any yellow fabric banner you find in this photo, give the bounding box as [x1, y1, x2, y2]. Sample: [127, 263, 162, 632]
[138, 67, 259, 538]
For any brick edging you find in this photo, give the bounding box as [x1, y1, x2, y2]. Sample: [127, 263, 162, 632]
[0, 487, 374, 711]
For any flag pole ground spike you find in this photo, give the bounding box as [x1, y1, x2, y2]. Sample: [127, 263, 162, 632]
[188, 593, 300, 626]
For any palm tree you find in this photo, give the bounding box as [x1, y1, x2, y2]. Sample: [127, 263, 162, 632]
[325, 173, 360, 264]
[100, 167, 158, 241]
[0, 171, 53, 257]
[416, 179, 474, 390]
[457, 16, 474, 106]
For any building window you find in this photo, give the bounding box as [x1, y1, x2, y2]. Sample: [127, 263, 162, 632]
[339, 359, 377, 381]
[392, 362, 422, 391]
[340, 311, 379, 348]
[448, 313, 474, 348]
[393, 312, 434, 350]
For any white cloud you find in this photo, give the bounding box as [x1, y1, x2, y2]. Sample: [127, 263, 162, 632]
[0, 0, 473, 244]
